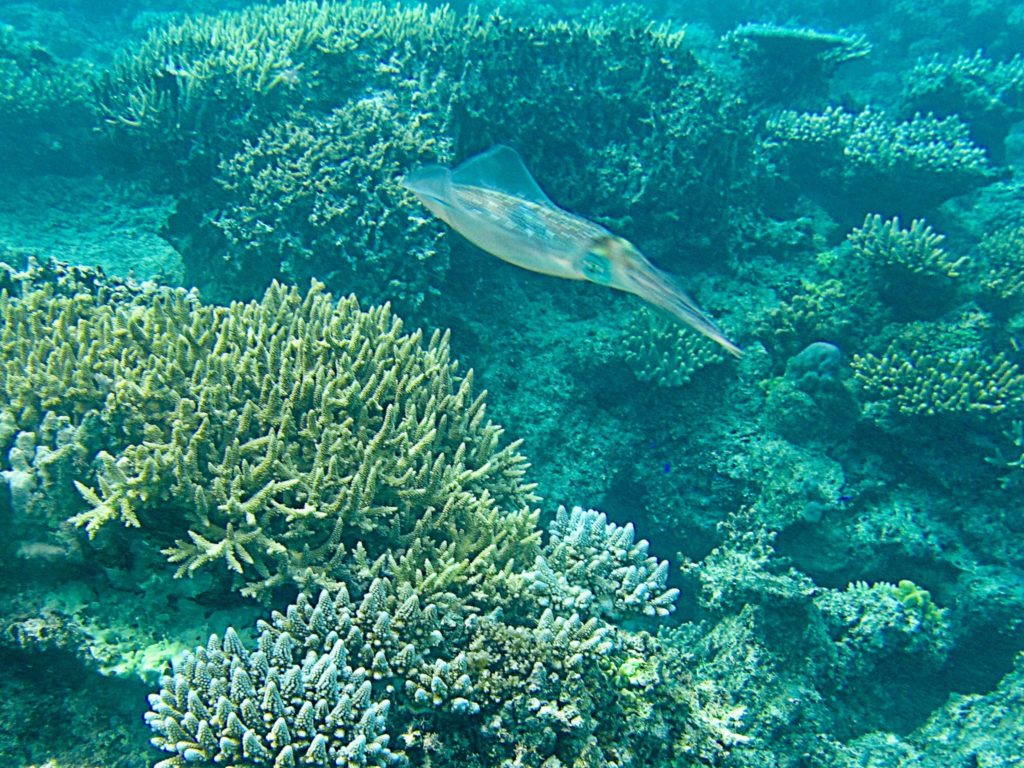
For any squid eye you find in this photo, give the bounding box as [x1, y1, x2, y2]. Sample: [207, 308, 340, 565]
[579, 250, 612, 285]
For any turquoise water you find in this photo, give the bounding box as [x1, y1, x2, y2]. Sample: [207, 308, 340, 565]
[0, 1, 1022, 766]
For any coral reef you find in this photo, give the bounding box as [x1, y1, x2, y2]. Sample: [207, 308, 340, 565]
[622, 307, 726, 387]
[724, 23, 870, 106]
[973, 224, 1024, 314]
[4, 0, 1024, 766]
[0, 23, 95, 173]
[900, 51, 1024, 163]
[0, 260, 536, 599]
[851, 342, 1024, 421]
[847, 214, 966, 315]
[213, 96, 451, 310]
[531, 505, 680, 621]
[765, 106, 994, 223]
[94, 2, 747, 309]
[0, 259, 728, 768]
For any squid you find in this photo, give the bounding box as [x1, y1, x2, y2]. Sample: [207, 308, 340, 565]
[402, 145, 742, 357]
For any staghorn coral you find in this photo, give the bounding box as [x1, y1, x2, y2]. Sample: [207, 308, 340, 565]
[765, 106, 995, 222]
[724, 23, 869, 106]
[622, 307, 726, 387]
[900, 51, 1024, 163]
[852, 342, 1024, 421]
[212, 95, 451, 311]
[530, 505, 680, 621]
[0, 260, 536, 599]
[93, 3, 458, 171]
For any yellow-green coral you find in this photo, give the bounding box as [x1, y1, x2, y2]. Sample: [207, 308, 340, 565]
[848, 214, 966, 280]
[622, 307, 725, 387]
[892, 579, 944, 627]
[758, 277, 860, 355]
[93, 2, 461, 163]
[852, 343, 1024, 419]
[0, 266, 537, 598]
[975, 224, 1024, 308]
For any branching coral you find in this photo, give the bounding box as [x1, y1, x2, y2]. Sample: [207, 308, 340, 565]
[529, 505, 680, 620]
[900, 51, 1024, 162]
[973, 224, 1024, 313]
[848, 214, 966, 281]
[847, 214, 966, 314]
[0, 260, 536, 599]
[758, 277, 865, 356]
[213, 94, 451, 310]
[145, 524, 691, 767]
[93, 3, 459, 169]
[622, 308, 725, 387]
[724, 23, 869, 105]
[765, 106, 995, 220]
[852, 342, 1024, 420]
[96, 1, 745, 287]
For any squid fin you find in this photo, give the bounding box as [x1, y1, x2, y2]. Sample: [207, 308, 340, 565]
[451, 145, 556, 207]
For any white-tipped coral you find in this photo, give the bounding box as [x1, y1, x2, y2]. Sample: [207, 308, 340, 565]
[531, 505, 680, 620]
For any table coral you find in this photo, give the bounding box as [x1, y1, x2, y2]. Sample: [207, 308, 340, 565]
[724, 23, 869, 106]
[765, 106, 995, 221]
[900, 51, 1024, 162]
